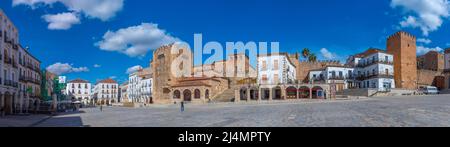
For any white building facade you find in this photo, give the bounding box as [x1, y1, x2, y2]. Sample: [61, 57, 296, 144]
[66, 79, 91, 105]
[258, 53, 297, 85]
[309, 66, 355, 91]
[127, 68, 153, 103]
[347, 49, 395, 91]
[1, 9, 42, 116]
[93, 79, 119, 105]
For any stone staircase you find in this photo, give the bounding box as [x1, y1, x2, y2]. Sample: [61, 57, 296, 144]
[211, 88, 236, 102]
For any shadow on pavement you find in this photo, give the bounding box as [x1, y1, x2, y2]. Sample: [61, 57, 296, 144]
[33, 115, 85, 127]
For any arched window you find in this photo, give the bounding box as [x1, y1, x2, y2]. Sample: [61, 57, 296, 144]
[194, 89, 201, 99]
[173, 90, 181, 99]
[205, 90, 210, 99]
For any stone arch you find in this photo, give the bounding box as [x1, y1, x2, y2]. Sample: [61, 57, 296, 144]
[249, 87, 258, 100]
[286, 86, 297, 99]
[205, 89, 210, 99]
[260, 88, 270, 100]
[183, 89, 192, 101]
[298, 86, 310, 99]
[312, 86, 325, 99]
[240, 87, 248, 100]
[194, 89, 201, 99]
[173, 90, 181, 99]
[4, 92, 13, 115]
[273, 86, 282, 100]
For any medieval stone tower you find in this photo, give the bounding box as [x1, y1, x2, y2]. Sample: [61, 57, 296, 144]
[151, 44, 178, 104]
[387, 31, 418, 90]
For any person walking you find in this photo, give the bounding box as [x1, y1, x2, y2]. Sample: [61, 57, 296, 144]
[180, 101, 185, 112]
[100, 105, 103, 112]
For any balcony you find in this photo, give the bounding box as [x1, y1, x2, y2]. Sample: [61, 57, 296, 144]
[12, 61, 18, 68]
[356, 73, 394, 81]
[4, 57, 11, 65]
[357, 60, 393, 68]
[19, 76, 26, 82]
[3, 80, 17, 88]
[12, 43, 19, 50]
[328, 76, 345, 80]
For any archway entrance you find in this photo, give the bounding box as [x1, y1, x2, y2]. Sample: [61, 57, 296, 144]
[312, 86, 324, 99]
[173, 90, 181, 99]
[205, 90, 210, 99]
[298, 86, 310, 99]
[250, 88, 258, 100]
[286, 86, 297, 99]
[273, 86, 282, 100]
[183, 90, 192, 101]
[261, 88, 270, 100]
[240, 88, 248, 101]
[4, 93, 13, 115]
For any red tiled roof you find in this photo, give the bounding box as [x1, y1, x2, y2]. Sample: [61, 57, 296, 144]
[98, 78, 118, 84]
[354, 48, 390, 58]
[68, 79, 90, 83]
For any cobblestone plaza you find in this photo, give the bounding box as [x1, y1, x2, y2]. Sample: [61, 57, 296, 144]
[1, 95, 449, 127]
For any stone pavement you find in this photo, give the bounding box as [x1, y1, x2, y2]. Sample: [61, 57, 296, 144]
[2, 94, 450, 127]
[0, 114, 52, 127]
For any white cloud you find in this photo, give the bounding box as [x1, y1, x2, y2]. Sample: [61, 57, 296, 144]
[46, 62, 89, 75]
[42, 12, 80, 30]
[93, 64, 101, 68]
[391, 0, 450, 36]
[109, 76, 117, 79]
[96, 23, 180, 57]
[320, 48, 337, 60]
[126, 65, 143, 74]
[417, 46, 444, 55]
[13, 0, 124, 30]
[417, 38, 432, 44]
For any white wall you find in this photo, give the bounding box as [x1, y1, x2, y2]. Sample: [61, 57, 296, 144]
[258, 55, 296, 85]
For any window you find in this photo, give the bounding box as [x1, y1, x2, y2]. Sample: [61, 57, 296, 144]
[262, 74, 268, 84]
[385, 56, 388, 62]
[262, 61, 267, 70]
[385, 69, 389, 75]
[274, 60, 279, 70]
[194, 89, 201, 99]
[274, 74, 279, 84]
[173, 90, 181, 99]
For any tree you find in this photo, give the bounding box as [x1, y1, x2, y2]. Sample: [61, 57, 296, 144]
[302, 48, 310, 59]
[308, 53, 317, 62]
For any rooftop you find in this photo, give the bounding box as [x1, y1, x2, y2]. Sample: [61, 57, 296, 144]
[97, 78, 118, 84]
[68, 79, 90, 83]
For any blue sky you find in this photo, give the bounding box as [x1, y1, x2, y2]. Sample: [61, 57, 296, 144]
[1, 0, 449, 84]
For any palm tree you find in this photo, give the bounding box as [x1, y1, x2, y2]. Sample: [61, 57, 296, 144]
[302, 48, 310, 59]
[308, 53, 317, 62]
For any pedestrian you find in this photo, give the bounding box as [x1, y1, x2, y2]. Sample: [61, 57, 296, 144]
[181, 101, 185, 112]
[100, 105, 103, 112]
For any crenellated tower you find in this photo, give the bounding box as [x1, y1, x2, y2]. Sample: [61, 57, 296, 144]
[387, 31, 418, 90]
